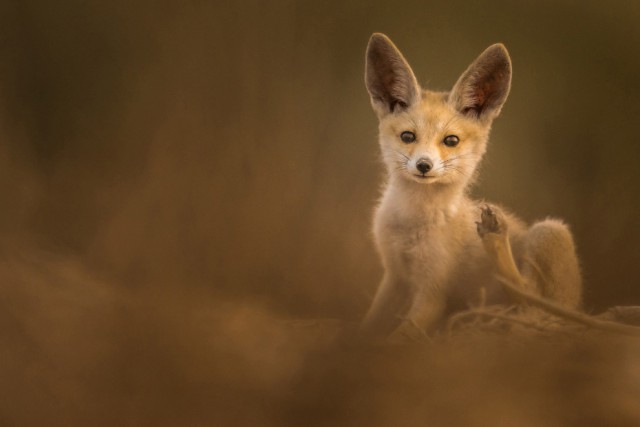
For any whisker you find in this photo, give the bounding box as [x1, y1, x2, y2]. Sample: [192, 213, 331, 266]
[390, 149, 410, 161]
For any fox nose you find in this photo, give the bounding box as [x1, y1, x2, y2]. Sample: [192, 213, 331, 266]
[416, 159, 433, 174]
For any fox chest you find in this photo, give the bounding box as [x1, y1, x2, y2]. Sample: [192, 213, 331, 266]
[379, 223, 463, 283]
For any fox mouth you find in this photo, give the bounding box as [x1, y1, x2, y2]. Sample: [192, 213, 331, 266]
[413, 174, 435, 180]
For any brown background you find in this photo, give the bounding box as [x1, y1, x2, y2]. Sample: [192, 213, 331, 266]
[2, 0, 637, 313]
[0, 1, 639, 424]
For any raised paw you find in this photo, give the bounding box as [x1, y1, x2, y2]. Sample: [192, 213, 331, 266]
[476, 204, 507, 237]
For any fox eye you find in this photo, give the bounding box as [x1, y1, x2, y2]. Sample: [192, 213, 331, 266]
[400, 131, 416, 143]
[443, 135, 460, 147]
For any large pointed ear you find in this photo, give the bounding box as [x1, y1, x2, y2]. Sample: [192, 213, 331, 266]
[449, 43, 512, 120]
[365, 33, 420, 116]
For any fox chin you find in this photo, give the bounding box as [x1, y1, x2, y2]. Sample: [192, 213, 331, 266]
[360, 33, 582, 340]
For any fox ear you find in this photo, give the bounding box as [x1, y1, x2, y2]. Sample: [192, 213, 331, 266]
[449, 44, 512, 120]
[365, 33, 420, 115]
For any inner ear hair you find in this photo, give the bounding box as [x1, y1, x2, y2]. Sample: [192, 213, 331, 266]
[449, 44, 512, 120]
[365, 33, 420, 114]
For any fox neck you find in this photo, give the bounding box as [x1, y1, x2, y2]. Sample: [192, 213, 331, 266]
[386, 175, 469, 223]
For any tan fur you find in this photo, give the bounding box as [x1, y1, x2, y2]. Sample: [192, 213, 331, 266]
[361, 34, 582, 339]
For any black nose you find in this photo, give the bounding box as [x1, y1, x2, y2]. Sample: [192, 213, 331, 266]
[416, 159, 433, 174]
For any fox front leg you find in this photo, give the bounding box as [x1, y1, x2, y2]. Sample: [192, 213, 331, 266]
[388, 290, 446, 342]
[360, 273, 411, 340]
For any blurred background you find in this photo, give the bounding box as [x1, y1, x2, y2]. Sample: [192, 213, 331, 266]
[1, 0, 639, 425]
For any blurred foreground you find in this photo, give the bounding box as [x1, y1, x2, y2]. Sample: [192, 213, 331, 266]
[1, 249, 639, 426]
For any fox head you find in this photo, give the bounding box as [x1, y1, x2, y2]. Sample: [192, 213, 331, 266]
[365, 33, 511, 188]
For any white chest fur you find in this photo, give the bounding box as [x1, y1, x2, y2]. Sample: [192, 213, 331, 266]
[373, 183, 473, 292]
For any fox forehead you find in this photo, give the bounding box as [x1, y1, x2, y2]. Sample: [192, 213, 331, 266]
[379, 90, 487, 142]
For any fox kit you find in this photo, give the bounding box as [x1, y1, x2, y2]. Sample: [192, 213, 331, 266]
[361, 33, 582, 339]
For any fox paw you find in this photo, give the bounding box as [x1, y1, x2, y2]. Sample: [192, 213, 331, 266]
[387, 320, 430, 344]
[476, 204, 506, 237]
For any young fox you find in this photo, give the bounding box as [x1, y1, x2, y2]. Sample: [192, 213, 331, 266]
[361, 33, 582, 339]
